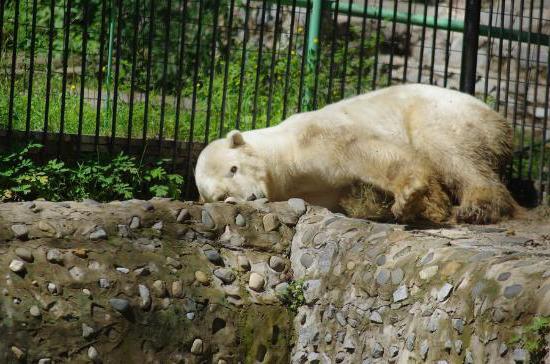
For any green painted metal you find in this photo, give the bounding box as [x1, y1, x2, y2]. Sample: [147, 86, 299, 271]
[275, 0, 549, 46]
[105, 0, 115, 128]
[302, 0, 323, 111]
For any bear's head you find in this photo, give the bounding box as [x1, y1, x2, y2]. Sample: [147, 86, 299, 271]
[195, 130, 268, 202]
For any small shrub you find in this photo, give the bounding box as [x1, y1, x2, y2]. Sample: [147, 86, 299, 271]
[509, 316, 550, 363]
[279, 279, 306, 313]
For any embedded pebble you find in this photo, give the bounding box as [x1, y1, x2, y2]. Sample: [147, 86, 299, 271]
[499, 343, 508, 356]
[376, 269, 391, 285]
[153, 280, 167, 297]
[214, 268, 236, 284]
[109, 298, 130, 313]
[497, 272, 511, 281]
[513, 348, 527, 362]
[118, 224, 130, 237]
[391, 268, 404, 284]
[235, 214, 246, 226]
[116, 267, 129, 274]
[237, 255, 251, 271]
[195, 271, 210, 285]
[69, 266, 85, 281]
[15, 248, 34, 262]
[371, 342, 384, 358]
[46, 249, 64, 264]
[11, 224, 29, 240]
[454, 340, 463, 354]
[249, 273, 265, 291]
[393, 285, 408, 302]
[420, 340, 429, 360]
[465, 351, 474, 364]
[191, 338, 203, 354]
[176, 208, 190, 222]
[9, 259, 26, 273]
[437, 283, 453, 302]
[11, 346, 25, 360]
[88, 346, 99, 362]
[204, 249, 223, 265]
[90, 227, 107, 240]
[166, 257, 182, 269]
[504, 284, 523, 299]
[72, 248, 88, 259]
[263, 213, 280, 232]
[48, 282, 62, 295]
[300, 253, 314, 268]
[172, 281, 183, 298]
[152, 221, 163, 231]
[29, 305, 41, 318]
[38, 359, 51, 364]
[269, 256, 286, 272]
[275, 282, 289, 296]
[138, 284, 151, 310]
[288, 198, 306, 215]
[129, 216, 140, 229]
[389, 345, 399, 358]
[201, 210, 215, 228]
[370, 311, 383, 324]
[452, 318, 464, 334]
[82, 323, 95, 338]
[406, 334, 416, 351]
[419, 265, 439, 279]
[99, 278, 110, 288]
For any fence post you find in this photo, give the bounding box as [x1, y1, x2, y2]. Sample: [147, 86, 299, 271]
[301, 0, 322, 111]
[459, 0, 481, 94]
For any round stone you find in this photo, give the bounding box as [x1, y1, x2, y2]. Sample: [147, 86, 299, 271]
[235, 214, 246, 227]
[109, 298, 130, 313]
[504, 284, 523, 299]
[46, 249, 64, 264]
[98, 278, 110, 288]
[88, 346, 99, 362]
[166, 257, 182, 269]
[29, 305, 41, 318]
[38, 359, 51, 364]
[89, 228, 107, 241]
[389, 345, 399, 358]
[69, 266, 85, 281]
[288, 198, 306, 215]
[129, 216, 140, 229]
[376, 255, 386, 266]
[346, 261, 356, 270]
[263, 213, 280, 232]
[138, 284, 151, 309]
[300, 253, 314, 268]
[370, 311, 383, 324]
[195, 271, 210, 285]
[391, 268, 404, 284]
[176, 208, 190, 222]
[82, 323, 95, 338]
[237, 255, 250, 271]
[249, 273, 265, 292]
[204, 249, 223, 265]
[9, 259, 25, 273]
[372, 342, 384, 358]
[191, 338, 203, 354]
[201, 210, 215, 228]
[419, 266, 439, 280]
[275, 282, 289, 296]
[497, 272, 511, 281]
[116, 267, 129, 274]
[152, 221, 163, 231]
[269, 256, 286, 272]
[376, 269, 391, 285]
[214, 268, 236, 284]
[11, 224, 29, 240]
[153, 280, 168, 297]
[15, 248, 34, 262]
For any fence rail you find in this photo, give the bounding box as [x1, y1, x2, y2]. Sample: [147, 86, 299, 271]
[1, 0, 549, 204]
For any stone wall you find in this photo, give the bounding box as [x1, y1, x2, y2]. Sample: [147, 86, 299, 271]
[0, 199, 549, 363]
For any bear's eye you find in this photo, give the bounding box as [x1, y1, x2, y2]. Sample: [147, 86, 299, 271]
[230, 166, 238, 174]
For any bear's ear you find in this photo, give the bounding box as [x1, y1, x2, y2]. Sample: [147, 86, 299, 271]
[227, 130, 245, 148]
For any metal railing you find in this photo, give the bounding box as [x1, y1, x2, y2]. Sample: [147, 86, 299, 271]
[1, 0, 549, 203]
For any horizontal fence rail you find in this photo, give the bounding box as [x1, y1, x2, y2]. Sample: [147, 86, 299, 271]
[0, 0, 549, 204]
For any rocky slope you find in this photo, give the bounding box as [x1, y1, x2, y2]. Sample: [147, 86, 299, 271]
[0, 199, 549, 363]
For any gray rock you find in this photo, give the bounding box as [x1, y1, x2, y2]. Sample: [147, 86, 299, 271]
[465, 350, 474, 364]
[389, 345, 399, 358]
[237, 255, 250, 271]
[275, 282, 289, 296]
[504, 284, 523, 299]
[11, 224, 29, 240]
[372, 342, 384, 358]
[336, 311, 347, 326]
[9, 259, 25, 274]
[406, 334, 416, 351]
[166, 257, 182, 269]
[235, 214, 246, 226]
[69, 266, 85, 281]
[391, 268, 404, 284]
[420, 340, 429, 360]
[46, 249, 64, 264]
[29, 305, 41, 318]
[191, 338, 203, 354]
[117, 224, 130, 237]
[300, 253, 314, 268]
[214, 268, 236, 284]
[324, 333, 332, 343]
[370, 311, 383, 324]
[109, 298, 130, 313]
[437, 283, 453, 302]
[38, 359, 51, 364]
[152, 221, 163, 231]
[98, 278, 110, 288]
[88, 346, 100, 363]
[204, 249, 223, 265]
[393, 285, 408, 302]
[444, 339, 453, 351]
[89, 228, 107, 240]
[419, 252, 434, 265]
[499, 343, 508, 356]
[269, 256, 286, 272]
[129, 216, 140, 229]
[152, 280, 167, 297]
[497, 272, 511, 281]
[263, 213, 280, 232]
[288, 198, 306, 215]
[201, 210, 215, 228]
[82, 323, 95, 338]
[176, 208, 190, 222]
[15, 248, 34, 262]
[171, 281, 184, 298]
[512, 348, 528, 363]
[376, 269, 391, 285]
[116, 267, 129, 274]
[376, 255, 386, 266]
[452, 318, 464, 334]
[249, 273, 265, 291]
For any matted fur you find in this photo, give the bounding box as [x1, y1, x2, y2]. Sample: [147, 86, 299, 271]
[195, 84, 519, 224]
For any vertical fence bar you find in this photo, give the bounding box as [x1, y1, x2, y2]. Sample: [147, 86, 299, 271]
[495, 0, 505, 111]
[266, 0, 282, 126]
[25, 0, 39, 140]
[0, 0, 4, 56]
[459, 0, 481, 94]
[483, 0, 494, 102]
[160, 0, 174, 150]
[443, 0, 452, 86]
[252, 0, 268, 129]
[371, 0, 383, 89]
[339, 0, 353, 98]
[511, 0, 524, 179]
[402, 0, 413, 83]
[327, 0, 341, 104]
[534, 0, 546, 202]
[523, 0, 535, 180]
[542, 28, 550, 204]
[219, 0, 237, 137]
[387, 0, 398, 85]
[43, 0, 56, 151]
[172, 0, 188, 170]
[417, 0, 429, 82]
[503, 0, 515, 118]
[7, 0, 20, 143]
[297, 0, 311, 113]
[184, 0, 204, 197]
[303, 0, 321, 110]
[58, 0, 74, 157]
[95, 0, 108, 148]
[357, 0, 369, 92]
[429, 0, 439, 84]
[204, 0, 219, 142]
[77, 0, 90, 157]
[127, 0, 141, 151]
[282, 0, 298, 119]
[142, 0, 155, 144]
[110, 0, 124, 153]
[236, 0, 252, 129]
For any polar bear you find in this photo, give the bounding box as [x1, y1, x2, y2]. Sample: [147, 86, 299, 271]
[195, 84, 518, 224]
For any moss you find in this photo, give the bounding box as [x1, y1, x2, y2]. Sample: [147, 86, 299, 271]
[509, 316, 550, 363]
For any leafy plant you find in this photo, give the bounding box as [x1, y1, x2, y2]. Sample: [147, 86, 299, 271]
[509, 316, 550, 363]
[0, 144, 184, 202]
[279, 279, 306, 313]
